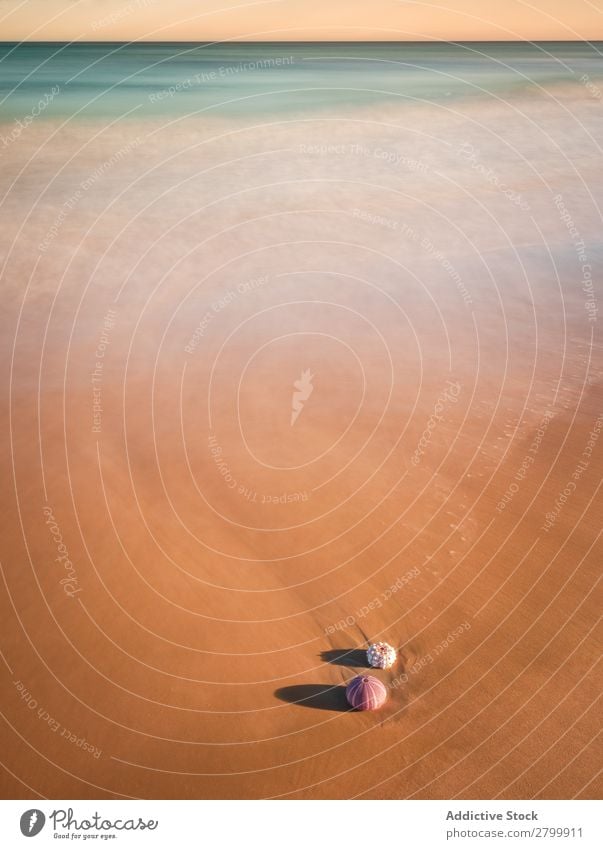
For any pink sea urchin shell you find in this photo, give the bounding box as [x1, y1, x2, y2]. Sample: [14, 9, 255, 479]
[367, 642, 397, 669]
[346, 675, 388, 711]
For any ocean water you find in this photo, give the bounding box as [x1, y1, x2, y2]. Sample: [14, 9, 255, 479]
[1, 39, 601, 390]
[1, 41, 602, 120]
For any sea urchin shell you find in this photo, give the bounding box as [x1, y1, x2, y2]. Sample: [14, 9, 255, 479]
[346, 675, 388, 711]
[367, 642, 397, 669]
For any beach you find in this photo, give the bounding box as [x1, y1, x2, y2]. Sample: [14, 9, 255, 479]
[0, 42, 601, 799]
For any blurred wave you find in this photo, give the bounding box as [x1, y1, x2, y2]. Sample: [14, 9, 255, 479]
[1, 41, 602, 119]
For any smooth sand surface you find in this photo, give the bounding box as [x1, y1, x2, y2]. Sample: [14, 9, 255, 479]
[1, 89, 602, 799]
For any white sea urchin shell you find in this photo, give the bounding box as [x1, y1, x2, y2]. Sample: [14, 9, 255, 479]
[367, 642, 397, 669]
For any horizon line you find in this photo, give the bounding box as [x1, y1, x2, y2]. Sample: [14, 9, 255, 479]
[1, 38, 602, 44]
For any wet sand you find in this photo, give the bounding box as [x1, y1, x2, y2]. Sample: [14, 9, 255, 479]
[1, 87, 602, 799]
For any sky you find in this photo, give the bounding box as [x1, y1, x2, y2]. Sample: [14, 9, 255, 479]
[0, 0, 601, 42]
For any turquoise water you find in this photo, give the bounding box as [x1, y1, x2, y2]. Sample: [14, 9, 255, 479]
[1, 41, 602, 120]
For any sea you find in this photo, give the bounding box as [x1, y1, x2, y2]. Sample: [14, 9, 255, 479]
[1, 41, 602, 120]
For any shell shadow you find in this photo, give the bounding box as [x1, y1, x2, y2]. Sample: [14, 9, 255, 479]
[320, 648, 369, 668]
[275, 684, 350, 712]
